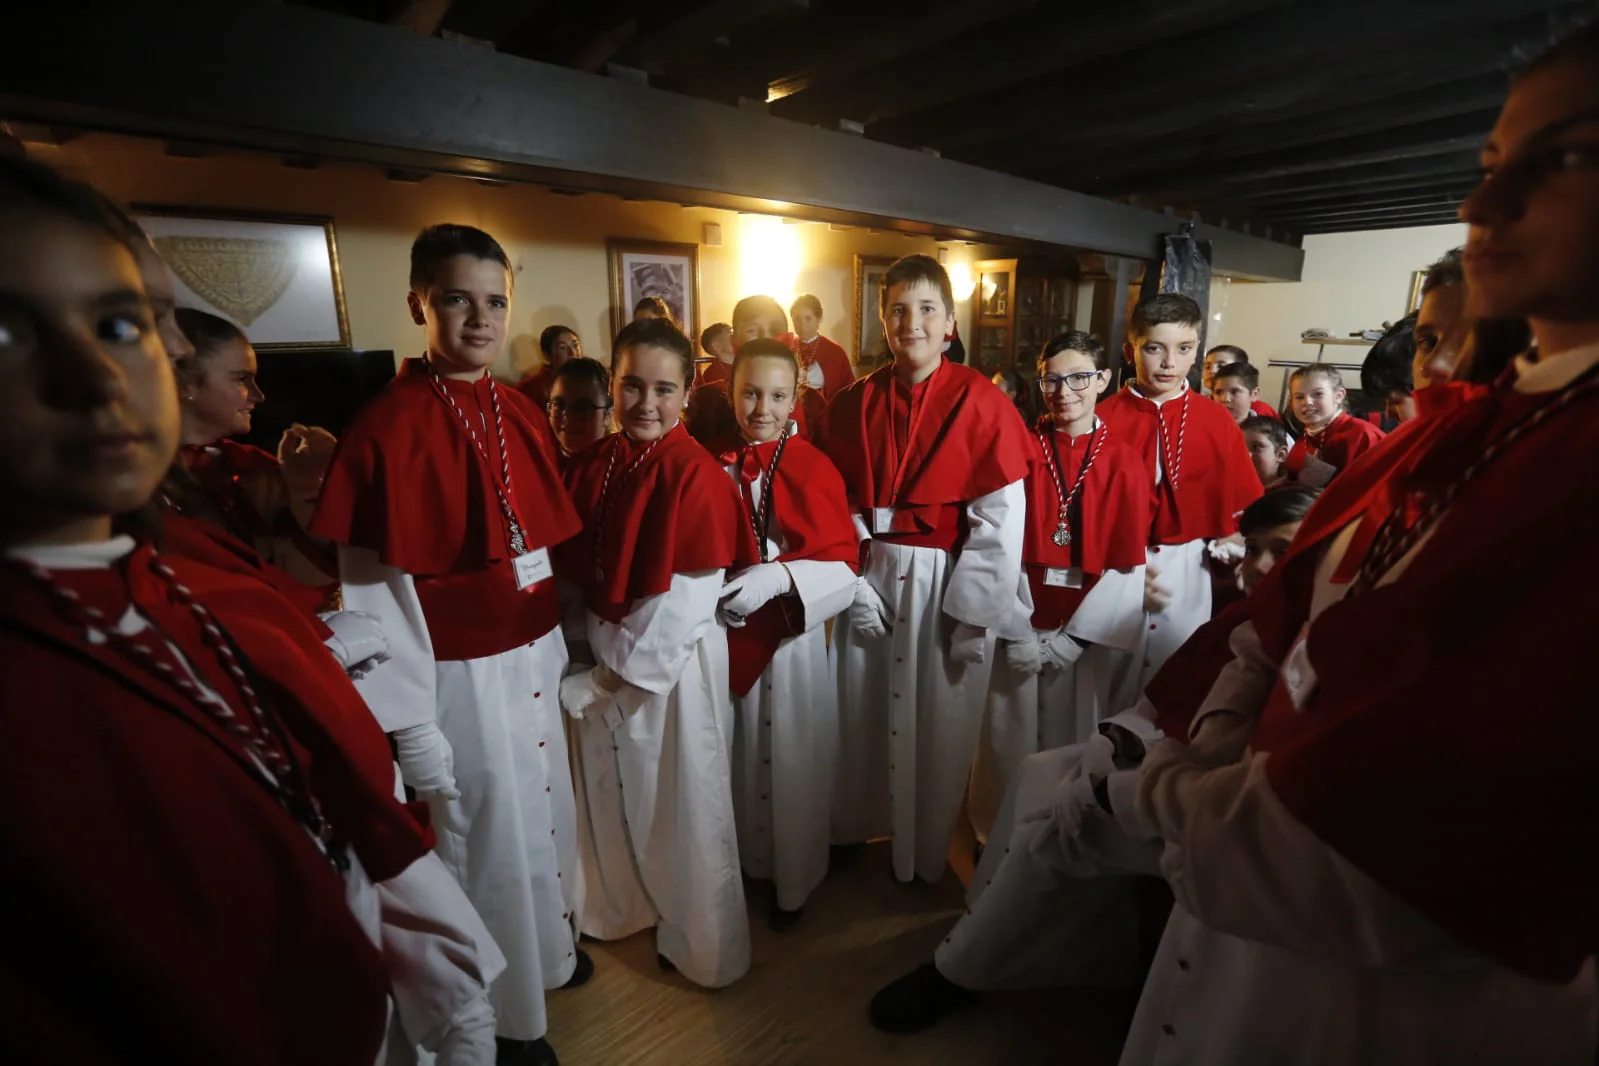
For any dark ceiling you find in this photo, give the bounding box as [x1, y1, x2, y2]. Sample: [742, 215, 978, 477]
[295, 0, 1580, 238]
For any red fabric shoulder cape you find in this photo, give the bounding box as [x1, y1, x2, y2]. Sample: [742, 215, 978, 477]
[311, 359, 581, 576]
[1096, 385, 1261, 544]
[515, 364, 555, 408]
[160, 508, 332, 634]
[561, 422, 744, 617]
[723, 436, 859, 694]
[1250, 380, 1599, 982]
[819, 359, 1031, 528]
[798, 335, 855, 400]
[1249, 399, 1281, 421]
[1286, 411, 1385, 476]
[1022, 424, 1153, 575]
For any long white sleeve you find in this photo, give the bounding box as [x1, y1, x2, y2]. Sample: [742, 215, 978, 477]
[943, 479, 1026, 629]
[1136, 745, 1459, 966]
[784, 559, 857, 631]
[998, 569, 1036, 642]
[378, 852, 506, 1053]
[1064, 564, 1147, 652]
[587, 569, 723, 700]
[337, 545, 437, 733]
[1186, 617, 1280, 739]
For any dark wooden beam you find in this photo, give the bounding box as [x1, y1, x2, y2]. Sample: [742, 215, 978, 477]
[1232, 170, 1485, 209]
[390, 0, 454, 35]
[762, 0, 1043, 110]
[1096, 109, 1498, 197]
[623, 0, 806, 73]
[892, 0, 1570, 154]
[437, 0, 556, 43]
[1299, 212, 1463, 234]
[1257, 189, 1477, 222]
[1036, 75, 1508, 189]
[772, 0, 1266, 126]
[0, 0, 1304, 279]
[1184, 150, 1483, 203]
[1270, 197, 1466, 226]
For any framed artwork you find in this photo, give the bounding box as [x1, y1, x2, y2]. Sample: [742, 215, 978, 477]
[1406, 270, 1427, 313]
[134, 206, 350, 349]
[607, 238, 699, 341]
[852, 254, 896, 366]
[980, 270, 1010, 317]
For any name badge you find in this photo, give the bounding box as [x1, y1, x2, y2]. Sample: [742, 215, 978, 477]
[1044, 567, 1084, 589]
[872, 507, 897, 534]
[1282, 634, 1318, 710]
[512, 547, 553, 591]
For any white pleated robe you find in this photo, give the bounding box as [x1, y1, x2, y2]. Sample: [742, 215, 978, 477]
[571, 569, 751, 989]
[832, 480, 1026, 883]
[339, 546, 579, 1042]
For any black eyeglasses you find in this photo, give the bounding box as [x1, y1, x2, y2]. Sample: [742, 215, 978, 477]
[547, 400, 614, 419]
[1038, 371, 1103, 393]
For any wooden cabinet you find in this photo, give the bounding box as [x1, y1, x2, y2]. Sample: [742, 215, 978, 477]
[969, 256, 1080, 374]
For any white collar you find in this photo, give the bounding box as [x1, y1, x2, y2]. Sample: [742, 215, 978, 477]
[7, 534, 137, 570]
[1050, 414, 1102, 438]
[1132, 380, 1189, 407]
[1514, 343, 1599, 394]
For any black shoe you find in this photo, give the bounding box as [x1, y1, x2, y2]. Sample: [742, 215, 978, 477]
[657, 952, 677, 973]
[496, 1036, 559, 1066]
[868, 963, 980, 1034]
[559, 947, 594, 989]
[768, 904, 804, 932]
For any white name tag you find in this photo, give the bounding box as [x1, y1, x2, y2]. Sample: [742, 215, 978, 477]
[1282, 633, 1318, 710]
[512, 548, 553, 591]
[1044, 567, 1084, 589]
[872, 507, 897, 534]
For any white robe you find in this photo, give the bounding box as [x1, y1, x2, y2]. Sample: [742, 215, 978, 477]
[572, 569, 751, 989]
[832, 480, 1026, 883]
[970, 563, 1146, 839]
[339, 546, 578, 1042]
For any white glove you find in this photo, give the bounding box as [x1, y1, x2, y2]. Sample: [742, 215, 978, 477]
[1039, 629, 1086, 670]
[949, 622, 987, 665]
[319, 609, 390, 679]
[1020, 770, 1102, 858]
[1207, 535, 1246, 566]
[559, 664, 624, 721]
[1002, 635, 1043, 677]
[848, 577, 891, 639]
[431, 993, 496, 1066]
[393, 722, 459, 800]
[1144, 566, 1173, 614]
[718, 562, 795, 628]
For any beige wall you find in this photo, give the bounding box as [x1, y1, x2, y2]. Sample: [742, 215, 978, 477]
[1211, 223, 1467, 406]
[34, 133, 996, 379]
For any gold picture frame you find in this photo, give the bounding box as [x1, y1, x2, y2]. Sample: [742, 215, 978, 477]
[133, 205, 351, 349]
[852, 253, 896, 369]
[607, 238, 700, 342]
[1406, 269, 1427, 314]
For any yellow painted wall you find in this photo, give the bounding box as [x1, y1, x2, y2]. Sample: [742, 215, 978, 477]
[35, 133, 994, 379]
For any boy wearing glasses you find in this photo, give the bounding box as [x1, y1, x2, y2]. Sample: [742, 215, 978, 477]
[546, 356, 614, 462]
[1097, 295, 1261, 705]
[969, 332, 1153, 839]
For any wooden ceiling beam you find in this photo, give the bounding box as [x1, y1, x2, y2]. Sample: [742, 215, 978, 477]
[1168, 150, 1483, 203]
[1269, 196, 1468, 226]
[623, 0, 804, 73]
[1255, 188, 1478, 221]
[1228, 169, 1486, 208]
[1298, 211, 1463, 234]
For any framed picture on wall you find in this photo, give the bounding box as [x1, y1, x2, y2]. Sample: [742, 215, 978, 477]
[853, 254, 895, 367]
[607, 238, 699, 341]
[134, 206, 350, 349]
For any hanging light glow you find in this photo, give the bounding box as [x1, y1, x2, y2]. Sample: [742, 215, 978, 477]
[737, 214, 802, 308]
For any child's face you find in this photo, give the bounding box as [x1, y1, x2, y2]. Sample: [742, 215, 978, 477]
[1210, 378, 1257, 423]
[185, 339, 263, 442]
[881, 279, 952, 373]
[1383, 389, 1417, 424]
[709, 330, 735, 360]
[1128, 322, 1199, 399]
[548, 329, 581, 366]
[1202, 348, 1239, 392]
[408, 254, 510, 373]
[1414, 282, 1469, 389]
[1039, 349, 1109, 427]
[1240, 519, 1303, 592]
[792, 305, 822, 340]
[1291, 373, 1344, 430]
[0, 210, 179, 535]
[733, 355, 798, 444]
[1243, 428, 1287, 484]
[614, 344, 688, 441]
[734, 311, 787, 349]
[548, 374, 611, 456]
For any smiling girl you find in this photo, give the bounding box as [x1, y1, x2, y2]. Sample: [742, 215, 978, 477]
[559, 317, 751, 988]
[1284, 362, 1384, 482]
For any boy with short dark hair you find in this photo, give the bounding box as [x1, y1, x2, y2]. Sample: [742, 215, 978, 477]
[313, 223, 587, 1065]
[1203, 344, 1279, 419]
[1210, 361, 1262, 425]
[696, 321, 734, 387]
[1096, 294, 1261, 704]
[1361, 314, 1417, 426]
[789, 292, 856, 400]
[1240, 414, 1290, 488]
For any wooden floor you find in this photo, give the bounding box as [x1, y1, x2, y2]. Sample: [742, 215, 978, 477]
[544, 843, 1129, 1066]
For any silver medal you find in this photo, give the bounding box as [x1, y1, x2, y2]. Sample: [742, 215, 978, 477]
[1052, 523, 1071, 547]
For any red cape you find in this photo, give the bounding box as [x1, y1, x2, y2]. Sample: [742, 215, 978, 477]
[514, 364, 555, 409]
[1249, 399, 1281, 421]
[1097, 385, 1262, 545]
[0, 546, 432, 1065]
[1285, 410, 1385, 477]
[794, 334, 855, 400]
[1022, 422, 1153, 629]
[1245, 377, 1599, 982]
[695, 358, 732, 389]
[720, 435, 858, 694]
[819, 359, 1031, 534]
[561, 422, 744, 620]
[687, 373, 826, 448]
[160, 508, 332, 634]
[311, 358, 581, 576]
